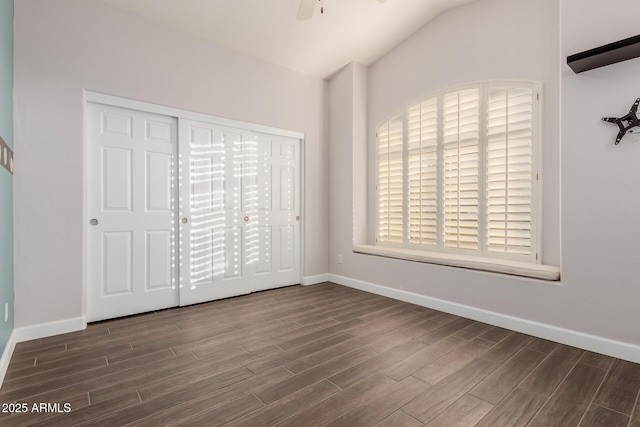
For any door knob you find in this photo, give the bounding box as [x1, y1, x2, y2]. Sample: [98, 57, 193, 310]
[244, 216, 249, 222]
[296, 216, 300, 221]
[181, 218, 188, 224]
[90, 218, 98, 226]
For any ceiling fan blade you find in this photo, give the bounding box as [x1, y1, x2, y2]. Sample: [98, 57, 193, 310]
[297, 0, 316, 20]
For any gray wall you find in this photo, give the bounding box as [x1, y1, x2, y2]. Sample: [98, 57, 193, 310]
[560, 0, 640, 345]
[13, 0, 329, 329]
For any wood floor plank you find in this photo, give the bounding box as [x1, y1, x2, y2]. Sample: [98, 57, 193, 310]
[383, 336, 467, 381]
[580, 404, 629, 427]
[66, 323, 182, 352]
[282, 335, 361, 375]
[593, 359, 640, 414]
[429, 312, 460, 324]
[331, 300, 403, 322]
[91, 345, 263, 404]
[276, 318, 364, 351]
[529, 362, 606, 426]
[105, 310, 196, 336]
[136, 346, 281, 402]
[364, 320, 441, 353]
[425, 394, 493, 427]
[631, 396, 640, 427]
[123, 323, 239, 357]
[0, 352, 197, 408]
[325, 376, 430, 427]
[295, 300, 379, 326]
[351, 311, 435, 337]
[79, 368, 258, 426]
[175, 319, 301, 355]
[357, 302, 426, 323]
[376, 411, 425, 427]
[275, 300, 361, 324]
[402, 357, 500, 424]
[519, 344, 584, 397]
[249, 332, 353, 375]
[255, 347, 376, 404]
[11, 330, 86, 354]
[526, 337, 558, 354]
[194, 319, 335, 355]
[175, 393, 264, 427]
[453, 322, 494, 341]
[31, 342, 134, 368]
[4, 355, 36, 372]
[350, 306, 425, 331]
[328, 340, 427, 389]
[417, 318, 475, 345]
[275, 373, 396, 427]
[244, 303, 322, 324]
[95, 307, 195, 334]
[9, 343, 67, 363]
[225, 380, 340, 427]
[480, 332, 534, 364]
[475, 387, 547, 427]
[3, 353, 108, 383]
[479, 327, 512, 343]
[129, 367, 292, 426]
[412, 338, 495, 385]
[580, 351, 614, 370]
[470, 347, 547, 404]
[0, 348, 178, 401]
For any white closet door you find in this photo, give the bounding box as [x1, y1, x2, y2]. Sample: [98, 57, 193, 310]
[87, 103, 179, 322]
[178, 119, 301, 305]
[247, 130, 302, 291]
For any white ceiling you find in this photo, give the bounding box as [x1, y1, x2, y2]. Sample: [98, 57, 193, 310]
[101, 0, 477, 79]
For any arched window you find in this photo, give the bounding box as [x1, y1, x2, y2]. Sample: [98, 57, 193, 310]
[377, 81, 541, 263]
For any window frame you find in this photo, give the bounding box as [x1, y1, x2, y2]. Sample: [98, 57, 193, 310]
[375, 80, 542, 265]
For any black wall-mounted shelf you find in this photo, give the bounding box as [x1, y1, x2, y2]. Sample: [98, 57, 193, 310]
[567, 34, 640, 73]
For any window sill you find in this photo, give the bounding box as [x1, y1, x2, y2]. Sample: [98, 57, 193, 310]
[353, 245, 561, 281]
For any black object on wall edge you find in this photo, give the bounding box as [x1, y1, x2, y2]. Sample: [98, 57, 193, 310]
[567, 34, 640, 73]
[0, 136, 13, 175]
[602, 98, 640, 145]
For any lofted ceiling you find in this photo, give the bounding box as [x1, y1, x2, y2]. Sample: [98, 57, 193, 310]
[101, 0, 477, 79]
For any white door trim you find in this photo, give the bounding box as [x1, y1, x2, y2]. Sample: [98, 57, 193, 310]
[84, 91, 305, 140]
[83, 91, 306, 320]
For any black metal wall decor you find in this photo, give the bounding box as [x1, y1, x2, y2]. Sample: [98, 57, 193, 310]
[0, 136, 12, 175]
[602, 98, 640, 145]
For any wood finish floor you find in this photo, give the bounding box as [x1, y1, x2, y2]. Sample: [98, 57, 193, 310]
[1, 282, 640, 426]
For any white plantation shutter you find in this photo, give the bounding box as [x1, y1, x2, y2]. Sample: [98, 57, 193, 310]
[486, 85, 534, 256]
[442, 89, 480, 251]
[378, 115, 404, 243]
[376, 81, 539, 263]
[408, 98, 438, 246]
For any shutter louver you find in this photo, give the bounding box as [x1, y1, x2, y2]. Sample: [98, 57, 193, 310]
[408, 98, 438, 246]
[378, 115, 404, 243]
[486, 87, 533, 255]
[442, 89, 480, 250]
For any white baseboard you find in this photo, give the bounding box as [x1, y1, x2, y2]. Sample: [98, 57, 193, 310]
[0, 330, 16, 389]
[302, 274, 330, 286]
[14, 317, 87, 343]
[328, 274, 640, 364]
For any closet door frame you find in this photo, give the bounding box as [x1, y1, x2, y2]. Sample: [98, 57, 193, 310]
[83, 91, 305, 316]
